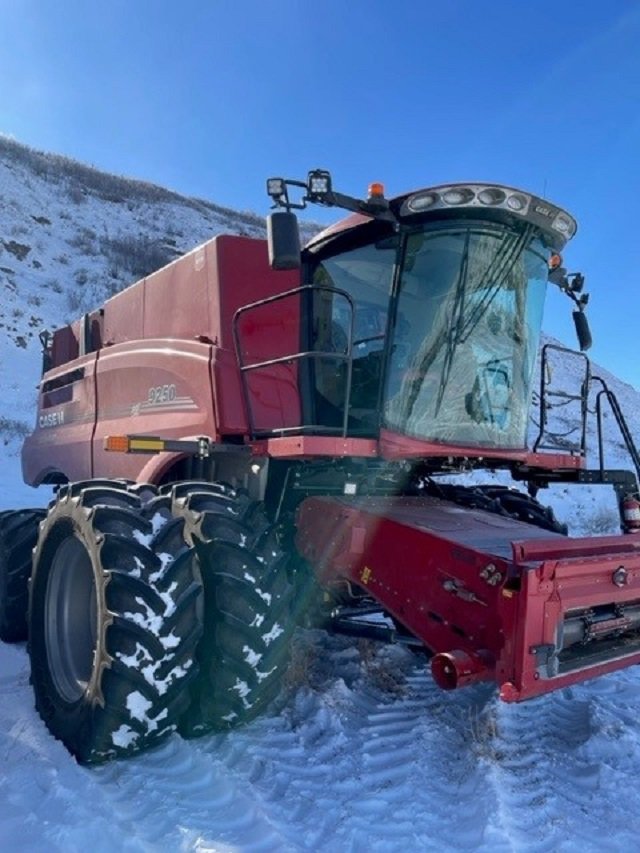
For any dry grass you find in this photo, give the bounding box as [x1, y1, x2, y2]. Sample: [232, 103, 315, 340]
[466, 707, 504, 762]
[357, 639, 408, 696]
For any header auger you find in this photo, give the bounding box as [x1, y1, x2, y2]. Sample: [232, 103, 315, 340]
[3, 168, 640, 762]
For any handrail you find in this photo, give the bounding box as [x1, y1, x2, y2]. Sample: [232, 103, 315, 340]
[534, 344, 640, 489]
[533, 343, 590, 455]
[592, 375, 640, 484]
[232, 284, 356, 439]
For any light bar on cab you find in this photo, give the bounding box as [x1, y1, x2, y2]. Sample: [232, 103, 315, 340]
[400, 183, 577, 245]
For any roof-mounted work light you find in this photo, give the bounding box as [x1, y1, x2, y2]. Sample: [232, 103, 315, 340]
[266, 177, 286, 199]
[307, 169, 332, 201]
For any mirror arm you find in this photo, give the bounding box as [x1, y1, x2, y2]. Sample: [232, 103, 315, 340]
[268, 178, 397, 223]
[269, 179, 309, 213]
[548, 267, 592, 351]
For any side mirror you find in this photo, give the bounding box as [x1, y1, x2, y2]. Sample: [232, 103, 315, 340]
[573, 310, 592, 351]
[267, 212, 301, 270]
[39, 329, 53, 374]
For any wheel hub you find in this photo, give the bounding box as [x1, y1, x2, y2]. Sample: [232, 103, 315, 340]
[44, 536, 98, 703]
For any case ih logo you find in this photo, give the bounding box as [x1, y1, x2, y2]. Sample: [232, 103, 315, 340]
[39, 410, 64, 428]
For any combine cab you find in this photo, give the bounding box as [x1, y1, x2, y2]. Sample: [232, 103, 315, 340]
[4, 169, 640, 762]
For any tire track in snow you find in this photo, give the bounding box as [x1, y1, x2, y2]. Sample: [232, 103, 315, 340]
[8, 629, 640, 850]
[477, 670, 640, 852]
[185, 632, 515, 851]
[0, 644, 152, 853]
[92, 735, 298, 852]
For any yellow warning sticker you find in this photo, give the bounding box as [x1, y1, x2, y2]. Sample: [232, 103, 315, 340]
[361, 566, 372, 584]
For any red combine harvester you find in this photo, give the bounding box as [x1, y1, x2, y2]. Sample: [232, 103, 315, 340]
[4, 170, 640, 763]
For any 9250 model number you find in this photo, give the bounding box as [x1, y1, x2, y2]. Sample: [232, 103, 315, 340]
[147, 384, 177, 405]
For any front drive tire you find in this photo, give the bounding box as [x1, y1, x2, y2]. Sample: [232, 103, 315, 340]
[28, 483, 203, 763]
[148, 482, 295, 735]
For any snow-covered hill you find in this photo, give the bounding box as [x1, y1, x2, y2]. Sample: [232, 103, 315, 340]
[3, 138, 640, 851]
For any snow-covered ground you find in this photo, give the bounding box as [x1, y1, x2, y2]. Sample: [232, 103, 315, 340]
[3, 138, 640, 850]
[5, 580, 640, 851]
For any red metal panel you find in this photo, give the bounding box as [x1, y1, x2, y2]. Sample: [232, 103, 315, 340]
[211, 347, 248, 434]
[209, 236, 300, 434]
[103, 276, 144, 345]
[251, 436, 378, 458]
[234, 286, 303, 432]
[378, 427, 585, 471]
[51, 324, 79, 367]
[92, 339, 215, 481]
[212, 235, 299, 350]
[22, 353, 98, 485]
[296, 495, 640, 703]
[296, 495, 537, 659]
[143, 245, 213, 341]
[242, 367, 301, 432]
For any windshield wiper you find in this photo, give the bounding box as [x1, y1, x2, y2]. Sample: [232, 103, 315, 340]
[434, 231, 471, 415]
[457, 224, 533, 343]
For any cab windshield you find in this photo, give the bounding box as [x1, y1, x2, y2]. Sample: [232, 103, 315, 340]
[310, 221, 548, 449]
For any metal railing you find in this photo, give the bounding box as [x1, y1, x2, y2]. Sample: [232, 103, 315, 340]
[534, 344, 640, 486]
[533, 343, 590, 456]
[233, 285, 356, 439]
[592, 375, 640, 483]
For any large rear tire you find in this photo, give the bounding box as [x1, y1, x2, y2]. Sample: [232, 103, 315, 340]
[147, 482, 295, 735]
[0, 508, 46, 642]
[28, 482, 203, 763]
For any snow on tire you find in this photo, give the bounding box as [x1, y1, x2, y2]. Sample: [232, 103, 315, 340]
[0, 508, 46, 642]
[150, 482, 295, 735]
[28, 482, 203, 763]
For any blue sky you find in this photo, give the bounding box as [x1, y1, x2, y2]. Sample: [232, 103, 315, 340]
[1, 0, 639, 386]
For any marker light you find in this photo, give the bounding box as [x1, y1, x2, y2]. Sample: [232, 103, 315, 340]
[105, 435, 130, 453]
[128, 437, 166, 452]
[368, 182, 385, 198]
[548, 253, 563, 270]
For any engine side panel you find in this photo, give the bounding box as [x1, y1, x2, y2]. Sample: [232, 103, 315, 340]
[92, 339, 216, 480]
[22, 353, 98, 485]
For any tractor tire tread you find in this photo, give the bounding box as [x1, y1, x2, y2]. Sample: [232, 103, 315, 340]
[0, 508, 46, 642]
[28, 484, 202, 763]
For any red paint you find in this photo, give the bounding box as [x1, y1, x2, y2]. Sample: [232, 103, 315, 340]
[378, 427, 585, 471]
[296, 495, 640, 702]
[24, 236, 300, 484]
[623, 494, 640, 533]
[431, 649, 494, 689]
